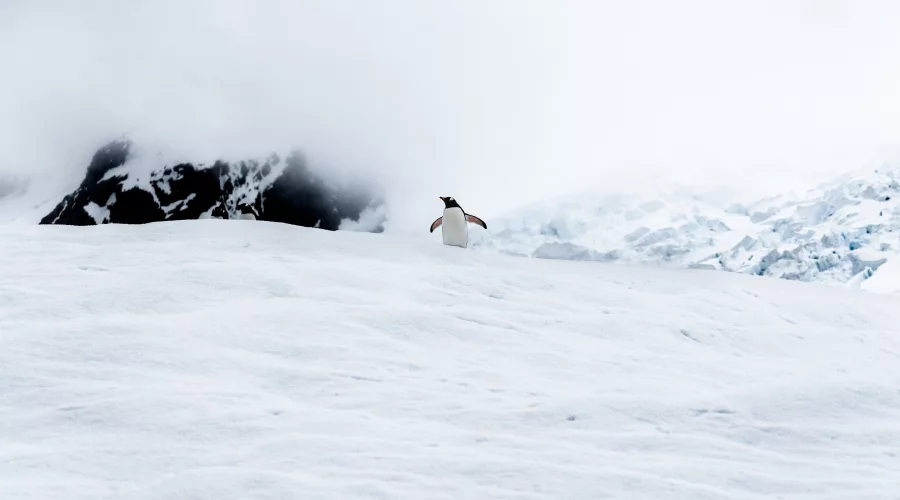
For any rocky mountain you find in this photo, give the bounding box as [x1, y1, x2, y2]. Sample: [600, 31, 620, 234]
[478, 167, 900, 293]
[40, 140, 386, 232]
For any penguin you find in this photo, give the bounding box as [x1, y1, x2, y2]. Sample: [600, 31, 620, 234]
[429, 196, 487, 248]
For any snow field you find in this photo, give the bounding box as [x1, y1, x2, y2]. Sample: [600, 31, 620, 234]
[1, 221, 899, 499]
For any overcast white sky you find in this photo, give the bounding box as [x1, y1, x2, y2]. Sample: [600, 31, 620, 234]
[1, 0, 899, 232]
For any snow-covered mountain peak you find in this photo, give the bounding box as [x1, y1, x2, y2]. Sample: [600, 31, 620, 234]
[15, 139, 386, 231]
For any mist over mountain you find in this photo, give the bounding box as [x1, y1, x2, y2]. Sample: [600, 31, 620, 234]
[36, 139, 386, 232]
[5, 136, 900, 295]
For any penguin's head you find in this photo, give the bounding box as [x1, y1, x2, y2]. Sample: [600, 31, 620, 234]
[440, 196, 461, 209]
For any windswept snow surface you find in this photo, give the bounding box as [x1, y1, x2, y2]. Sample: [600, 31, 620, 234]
[2, 221, 900, 499]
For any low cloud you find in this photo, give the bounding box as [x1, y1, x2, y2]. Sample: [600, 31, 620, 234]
[2, 0, 899, 233]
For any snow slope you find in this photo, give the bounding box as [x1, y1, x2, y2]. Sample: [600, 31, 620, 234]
[0, 172, 77, 225]
[2, 221, 900, 499]
[480, 167, 900, 293]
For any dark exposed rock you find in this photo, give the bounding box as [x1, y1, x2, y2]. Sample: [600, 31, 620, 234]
[84, 140, 130, 186]
[259, 151, 340, 229]
[41, 140, 385, 231]
[108, 188, 166, 224]
[210, 202, 228, 219]
[41, 141, 132, 225]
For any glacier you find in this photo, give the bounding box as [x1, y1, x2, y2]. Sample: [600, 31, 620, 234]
[477, 166, 900, 293]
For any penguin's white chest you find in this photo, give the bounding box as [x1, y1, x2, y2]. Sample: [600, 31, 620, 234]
[441, 207, 468, 248]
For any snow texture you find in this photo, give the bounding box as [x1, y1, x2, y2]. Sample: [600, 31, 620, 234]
[479, 166, 900, 293]
[2, 221, 900, 499]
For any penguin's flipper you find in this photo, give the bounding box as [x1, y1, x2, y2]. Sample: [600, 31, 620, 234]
[465, 214, 487, 230]
[429, 217, 443, 233]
